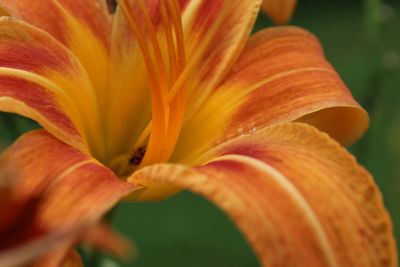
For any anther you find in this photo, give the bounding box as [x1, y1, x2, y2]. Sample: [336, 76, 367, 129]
[106, 0, 117, 14]
[129, 146, 147, 165]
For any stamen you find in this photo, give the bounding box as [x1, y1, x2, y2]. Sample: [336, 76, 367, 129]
[126, 1, 235, 166]
[160, 0, 178, 84]
[161, 0, 187, 161]
[133, 0, 172, 166]
[130, 0, 189, 165]
[167, 0, 186, 70]
[118, 1, 162, 96]
[160, 1, 235, 160]
[131, 122, 152, 154]
[118, 0, 167, 165]
[135, 0, 169, 101]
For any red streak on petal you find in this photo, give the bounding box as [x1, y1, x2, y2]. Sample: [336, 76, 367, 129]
[1, 0, 68, 44]
[0, 195, 46, 250]
[179, 0, 190, 10]
[1, 0, 111, 47]
[233, 71, 356, 127]
[0, 76, 80, 137]
[220, 142, 283, 164]
[0, 43, 73, 75]
[191, 1, 223, 34]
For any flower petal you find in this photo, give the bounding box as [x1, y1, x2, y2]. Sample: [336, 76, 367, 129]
[182, 0, 262, 111]
[0, 18, 103, 154]
[82, 223, 134, 259]
[29, 245, 78, 267]
[0, 130, 135, 266]
[0, 6, 7, 16]
[33, 248, 84, 267]
[104, 11, 151, 158]
[61, 250, 83, 267]
[0, 0, 112, 111]
[129, 123, 396, 266]
[175, 26, 368, 164]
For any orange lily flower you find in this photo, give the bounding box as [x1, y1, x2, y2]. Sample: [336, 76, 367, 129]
[0, 0, 397, 266]
[262, 0, 297, 25]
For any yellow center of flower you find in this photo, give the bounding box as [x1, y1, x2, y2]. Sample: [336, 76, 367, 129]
[110, 0, 187, 176]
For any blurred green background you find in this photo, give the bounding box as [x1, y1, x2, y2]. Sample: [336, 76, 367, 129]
[0, 0, 399, 266]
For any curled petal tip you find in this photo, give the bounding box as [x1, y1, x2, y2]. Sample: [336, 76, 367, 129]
[262, 0, 297, 25]
[82, 223, 135, 260]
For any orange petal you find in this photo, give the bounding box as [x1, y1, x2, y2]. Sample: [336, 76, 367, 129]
[262, 0, 297, 25]
[0, 6, 7, 16]
[82, 223, 134, 259]
[130, 123, 396, 266]
[37, 249, 83, 267]
[0, 0, 111, 47]
[175, 26, 368, 164]
[29, 245, 78, 267]
[32, 222, 134, 265]
[0, 18, 105, 154]
[14, 224, 131, 267]
[182, 0, 262, 112]
[33, 248, 84, 267]
[0, 130, 135, 266]
[105, 7, 151, 158]
[61, 250, 83, 267]
[0, 0, 112, 113]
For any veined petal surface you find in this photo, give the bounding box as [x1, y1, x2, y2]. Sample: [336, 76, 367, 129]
[0, 130, 135, 267]
[130, 123, 397, 267]
[182, 0, 262, 113]
[175, 26, 369, 164]
[0, 0, 112, 114]
[0, 18, 103, 154]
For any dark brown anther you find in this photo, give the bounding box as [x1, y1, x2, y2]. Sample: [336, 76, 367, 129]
[129, 146, 147, 165]
[106, 0, 118, 14]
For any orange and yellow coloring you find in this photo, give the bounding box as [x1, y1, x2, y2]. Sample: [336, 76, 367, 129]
[262, 0, 297, 25]
[0, 0, 397, 267]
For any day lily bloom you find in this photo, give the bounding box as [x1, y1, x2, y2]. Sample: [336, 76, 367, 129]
[0, 0, 397, 266]
[262, 0, 297, 25]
